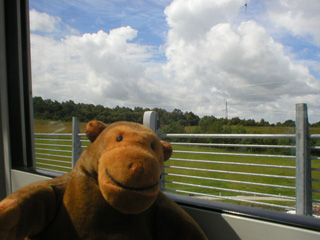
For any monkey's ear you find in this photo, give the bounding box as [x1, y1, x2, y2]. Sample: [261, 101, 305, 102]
[160, 140, 173, 161]
[86, 120, 107, 142]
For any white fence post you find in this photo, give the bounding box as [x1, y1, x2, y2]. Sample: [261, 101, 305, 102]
[143, 111, 161, 135]
[295, 103, 312, 216]
[72, 117, 82, 168]
[143, 111, 165, 190]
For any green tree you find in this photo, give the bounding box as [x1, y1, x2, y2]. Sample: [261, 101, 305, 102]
[229, 117, 241, 125]
[311, 121, 320, 127]
[184, 111, 200, 126]
[282, 119, 295, 127]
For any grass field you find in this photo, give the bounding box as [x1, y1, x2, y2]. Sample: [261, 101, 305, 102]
[34, 119, 88, 133]
[34, 119, 320, 134]
[33, 119, 320, 212]
[165, 144, 320, 210]
[34, 120, 89, 172]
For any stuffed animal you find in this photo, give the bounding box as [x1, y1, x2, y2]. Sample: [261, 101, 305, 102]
[0, 121, 207, 240]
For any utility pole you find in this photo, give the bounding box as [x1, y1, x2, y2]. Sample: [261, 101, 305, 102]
[225, 101, 228, 119]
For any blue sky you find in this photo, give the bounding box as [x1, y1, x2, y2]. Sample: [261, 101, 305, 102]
[29, 0, 320, 123]
[30, 1, 170, 46]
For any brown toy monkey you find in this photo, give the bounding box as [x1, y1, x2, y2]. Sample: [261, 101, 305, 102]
[0, 121, 207, 240]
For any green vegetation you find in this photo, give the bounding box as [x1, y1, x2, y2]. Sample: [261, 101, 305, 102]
[33, 96, 320, 129]
[165, 144, 296, 210]
[33, 97, 200, 126]
[33, 98, 320, 212]
[34, 119, 87, 133]
[164, 144, 320, 212]
[33, 119, 320, 212]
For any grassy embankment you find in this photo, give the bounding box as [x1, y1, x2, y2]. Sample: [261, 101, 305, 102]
[34, 120, 320, 211]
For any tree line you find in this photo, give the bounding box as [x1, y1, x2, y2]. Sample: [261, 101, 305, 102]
[33, 97, 320, 132]
[33, 97, 200, 126]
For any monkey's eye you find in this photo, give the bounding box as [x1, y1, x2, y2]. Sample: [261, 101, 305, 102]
[151, 143, 156, 151]
[116, 135, 123, 142]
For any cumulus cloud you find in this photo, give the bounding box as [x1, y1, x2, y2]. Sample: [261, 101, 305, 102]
[31, 26, 171, 109]
[161, 0, 320, 121]
[30, 1, 320, 123]
[266, 0, 320, 45]
[29, 9, 61, 32]
[29, 9, 78, 36]
[164, 0, 243, 42]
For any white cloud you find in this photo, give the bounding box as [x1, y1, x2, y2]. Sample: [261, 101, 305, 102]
[31, 26, 172, 109]
[29, 9, 61, 32]
[162, 0, 320, 122]
[266, 0, 320, 45]
[30, 1, 320, 123]
[164, 0, 243, 42]
[29, 9, 79, 36]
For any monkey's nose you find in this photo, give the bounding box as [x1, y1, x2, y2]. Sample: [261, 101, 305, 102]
[129, 163, 143, 176]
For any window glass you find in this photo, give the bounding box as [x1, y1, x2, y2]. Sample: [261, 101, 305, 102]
[29, 0, 320, 216]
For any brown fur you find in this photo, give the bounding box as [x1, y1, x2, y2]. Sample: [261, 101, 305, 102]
[0, 121, 207, 240]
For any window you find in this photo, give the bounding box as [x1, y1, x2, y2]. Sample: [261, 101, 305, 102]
[1, 0, 320, 237]
[28, 0, 320, 215]
[1, 0, 35, 197]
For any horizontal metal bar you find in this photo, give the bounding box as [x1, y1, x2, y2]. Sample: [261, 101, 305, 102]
[310, 134, 320, 139]
[164, 173, 296, 191]
[35, 143, 72, 148]
[310, 146, 320, 150]
[164, 188, 295, 210]
[36, 167, 69, 174]
[312, 179, 320, 182]
[35, 148, 72, 153]
[35, 152, 71, 158]
[161, 133, 295, 139]
[35, 138, 72, 142]
[312, 199, 320, 203]
[311, 157, 320, 160]
[173, 150, 295, 159]
[169, 158, 296, 169]
[35, 133, 72, 137]
[312, 168, 320, 171]
[164, 165, 296, 179]
[165, 180, 295, 200]
[36, 157, 72, 165]
[312, 189, 320, 193]
[170, 142, 296, 149]
[36, 162, 72, 170]
[79, 133, 86, 136]
[80, 139, 90, 143]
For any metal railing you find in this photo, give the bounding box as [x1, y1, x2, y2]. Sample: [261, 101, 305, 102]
[35, 133, 73, 174]
[160, 134, 297, 212]
[144, 104, 320, 217]
[34, 104, 320, 217]
[35, 118, 82, 173]
[34, 118, 91, 174]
